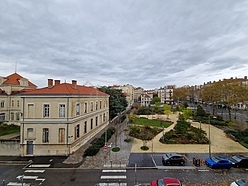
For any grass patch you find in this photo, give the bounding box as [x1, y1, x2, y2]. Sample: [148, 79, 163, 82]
[0, 124, 20, 136]
[133, 117, 172, 128]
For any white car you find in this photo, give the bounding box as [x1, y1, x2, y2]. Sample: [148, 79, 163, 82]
[230, 178, 247, 186]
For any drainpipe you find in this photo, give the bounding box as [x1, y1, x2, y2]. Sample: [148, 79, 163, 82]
[66, 97, 69, 156]
[22, 97, 25, 156]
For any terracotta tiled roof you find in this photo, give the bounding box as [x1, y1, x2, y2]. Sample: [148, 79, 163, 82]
[20, 82, 108, 96]
[2, 72, 36, 87]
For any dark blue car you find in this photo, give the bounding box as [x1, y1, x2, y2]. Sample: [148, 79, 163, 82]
[205, 156, 232, 169]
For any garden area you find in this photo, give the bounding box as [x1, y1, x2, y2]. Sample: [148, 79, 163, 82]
[0, 123, 20, 137]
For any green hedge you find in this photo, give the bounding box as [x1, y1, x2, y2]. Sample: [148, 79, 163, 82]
[84, 127, 115, 157]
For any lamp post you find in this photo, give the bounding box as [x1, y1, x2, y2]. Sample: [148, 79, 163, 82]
[208, 115, 211, 158]
[208, 115, 216, 158]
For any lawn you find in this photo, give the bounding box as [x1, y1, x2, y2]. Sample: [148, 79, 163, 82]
[0, 124, 20, 136]
[133, 117, 172, 128]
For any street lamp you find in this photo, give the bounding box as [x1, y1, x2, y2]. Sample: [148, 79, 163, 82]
[208, 115, 216, 157]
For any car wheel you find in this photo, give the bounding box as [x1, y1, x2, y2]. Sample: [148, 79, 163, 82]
[180, 161, 185, 166]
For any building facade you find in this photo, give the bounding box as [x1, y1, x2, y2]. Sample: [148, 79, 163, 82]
[0, 73, 37, 124]
[20, 79, 109, 156]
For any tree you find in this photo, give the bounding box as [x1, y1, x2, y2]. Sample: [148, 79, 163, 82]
[98, 86, 128, 119]
[172, 87, 191, 103]
[163, 104, 172, 118]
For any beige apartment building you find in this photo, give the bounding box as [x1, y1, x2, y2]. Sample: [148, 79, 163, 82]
[19, 79, 109, 156]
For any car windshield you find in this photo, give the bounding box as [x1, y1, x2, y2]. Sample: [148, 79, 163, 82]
[157, 179, 166, 186]
[232, 156, 242, 162]
[235, 178, 246, 186]
[166, 153, 174, 158]
[211, 156, 221, 163]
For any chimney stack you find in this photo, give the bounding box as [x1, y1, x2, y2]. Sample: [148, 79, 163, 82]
[72, 80, 77, 89]
[55, 80, 60, 85]
[48, 79, 53, 88]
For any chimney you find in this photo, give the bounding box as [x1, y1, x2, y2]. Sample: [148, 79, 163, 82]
[72, 80, 77, 89]
[55, 80, 60, 85]
[48, 79, 53, 88]
[244, 76, 247, 80]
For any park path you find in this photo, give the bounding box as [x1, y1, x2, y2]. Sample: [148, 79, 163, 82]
[131, 113, 248, 154]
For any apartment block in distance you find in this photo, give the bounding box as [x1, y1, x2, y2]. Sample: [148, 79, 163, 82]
[20, 79, 109, 156]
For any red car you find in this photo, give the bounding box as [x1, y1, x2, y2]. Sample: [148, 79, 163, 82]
[150, 177, 182, 186]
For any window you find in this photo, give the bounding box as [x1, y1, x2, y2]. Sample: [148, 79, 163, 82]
[95, 116, 98, 126]
[100, 101, 102, 109]
[42, 128, 49, 143]
[84, 121, 87, 133]
[16, 112, 20, 120]
[0, 101, 4, 108]
[11, 100, 14, 107]
[76, 103, 80, 115]
[43, 104, 49, 117]
[59, 128, 65, 143]
[96, 101, 98, 110]
[84, 102, 87, 113]
[10, 112, 14, 120]
[90, 102, 93, 112]
[103, 113, 106, 122]
[17, 100, 20, 107]
[75, 124, 80, 139]
[59, 104, 65, 117]
[0, 113, 5, 121]
[27, 128, 33, 138]
[90, 118, 93, 129]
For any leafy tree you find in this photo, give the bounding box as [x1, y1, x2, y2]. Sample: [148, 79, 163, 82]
[172, 87, 191, 103]
[98, 86, 128, 119]
[151, 96, 161, 104]
[163, 104, 172, 118]
[196, 104, 206, 117]
[137, 106, 153, 115]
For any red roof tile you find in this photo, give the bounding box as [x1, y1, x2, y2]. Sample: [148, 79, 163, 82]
[20, 82, 108, 96]
[2, 73, 36, 87]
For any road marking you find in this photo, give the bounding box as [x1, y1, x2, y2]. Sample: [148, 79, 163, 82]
[24, 170, 45, 173]
[7, 182, 30, 186]
[95, 183, 127, 186]
[36, 178, 45, 182]
[198, 169, 209, 172]
[102, 169, 126, 173]
[29, 164, 50, 168]
[16, 175, 38, 180]
[100, 175, 127, 179]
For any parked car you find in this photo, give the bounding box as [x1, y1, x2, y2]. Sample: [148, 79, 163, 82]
[205, 156, 232, 169]
[150, 177, 182, 186]
[229, 155, 248, 168]
[230, 178, 247, 186]
[162, 153, 185, 166]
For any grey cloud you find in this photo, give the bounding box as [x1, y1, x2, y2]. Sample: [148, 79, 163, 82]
[0, 0, 248, 89]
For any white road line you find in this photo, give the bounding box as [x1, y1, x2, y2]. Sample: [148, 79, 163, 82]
[102, 170, 126, 173]
[16, 175, 38, 180]
[7, 182, 30, 186]
[24, 170, 45, 173]
[95, 183, 127, 186]
[198, 169, 209, 172]
[36, 178, 45, 182]
[100, 176, 127, 179]
[29, 164, 50, 168]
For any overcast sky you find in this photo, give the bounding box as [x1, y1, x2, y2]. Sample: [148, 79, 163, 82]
[1, 0, 248, 89]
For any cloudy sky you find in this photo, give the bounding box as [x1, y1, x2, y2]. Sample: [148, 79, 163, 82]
[1, 0, 248, 89]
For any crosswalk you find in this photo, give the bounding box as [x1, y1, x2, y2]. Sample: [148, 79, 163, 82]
[6, 164, 49, 186]
[96, 169, 128, 186]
